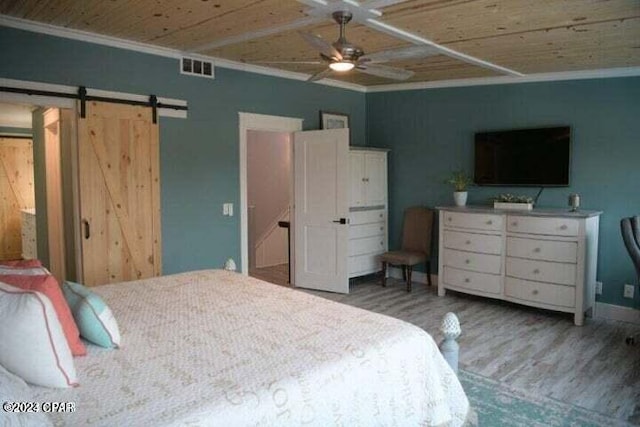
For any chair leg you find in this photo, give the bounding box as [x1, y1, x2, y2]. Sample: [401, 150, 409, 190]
[406, 266, 413, 292]
[381, 261, 387, 287]
[402, 265, 407, 281]
[426, 261, 432, 286]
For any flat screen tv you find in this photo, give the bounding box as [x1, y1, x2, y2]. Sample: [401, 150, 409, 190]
[474, 126, 571, 187]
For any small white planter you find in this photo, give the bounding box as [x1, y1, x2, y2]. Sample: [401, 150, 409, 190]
[493, 202, 533, 211]
[453, 191, 468, 207]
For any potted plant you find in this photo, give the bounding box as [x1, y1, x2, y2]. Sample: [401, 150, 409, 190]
[446, 171, 472, 207]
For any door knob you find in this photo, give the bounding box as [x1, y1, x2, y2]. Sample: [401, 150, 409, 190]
[332, 218, 348, 224]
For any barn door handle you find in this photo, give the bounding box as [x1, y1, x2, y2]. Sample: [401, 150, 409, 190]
[82, 219, 90, 239]
[332, 218, 348, 224]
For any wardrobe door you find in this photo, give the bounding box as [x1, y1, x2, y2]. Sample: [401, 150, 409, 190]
[77, 101, 161, 286]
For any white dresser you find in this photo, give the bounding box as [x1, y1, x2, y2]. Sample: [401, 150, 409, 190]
[348, 147, 388, 278]
[437, 206, 601, 325]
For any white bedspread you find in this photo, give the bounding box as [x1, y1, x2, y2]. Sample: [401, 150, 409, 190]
[33, 270, 470, 426]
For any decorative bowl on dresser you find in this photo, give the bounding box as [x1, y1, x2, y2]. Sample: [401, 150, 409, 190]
[437, 206, 602, 325]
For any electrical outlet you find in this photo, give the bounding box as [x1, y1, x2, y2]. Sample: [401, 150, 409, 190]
[623, 284, 635, 299]
[595, 281, 603, 295]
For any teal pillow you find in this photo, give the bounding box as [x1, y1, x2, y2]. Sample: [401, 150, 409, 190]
[62, 281, 121, 349]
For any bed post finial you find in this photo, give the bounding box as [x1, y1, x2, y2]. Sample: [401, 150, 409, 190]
[439, 312, 461, 374]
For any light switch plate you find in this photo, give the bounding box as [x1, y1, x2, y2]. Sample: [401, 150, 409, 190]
[223, 203, 234, 216]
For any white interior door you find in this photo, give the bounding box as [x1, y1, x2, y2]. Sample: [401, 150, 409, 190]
[294, 128, 349, 293]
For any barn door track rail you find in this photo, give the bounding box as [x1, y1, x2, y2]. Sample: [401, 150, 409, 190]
[0, 79, 188, 122]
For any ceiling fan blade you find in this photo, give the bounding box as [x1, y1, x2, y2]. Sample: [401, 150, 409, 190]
[307, 68, 333, 82]
[356, 64, 414, 81]
[299, 31, 342, 61]
[360, 45, 438, 64]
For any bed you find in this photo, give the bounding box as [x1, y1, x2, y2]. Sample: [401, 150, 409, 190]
[30, 269, 471, 426]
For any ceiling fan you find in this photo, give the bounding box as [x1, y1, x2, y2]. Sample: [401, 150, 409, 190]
[263, 11, 439, 82]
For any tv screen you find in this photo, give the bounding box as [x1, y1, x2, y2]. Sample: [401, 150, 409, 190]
[474, 126, 571, 187]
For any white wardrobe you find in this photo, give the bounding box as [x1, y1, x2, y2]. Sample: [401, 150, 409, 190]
[348, 147, 389, 278]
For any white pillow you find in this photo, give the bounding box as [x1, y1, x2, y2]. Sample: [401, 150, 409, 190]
[0, 282, 78, 388]
[0, 364, 53, 427]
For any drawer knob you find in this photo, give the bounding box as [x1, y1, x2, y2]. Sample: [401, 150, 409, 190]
[448, 217, 452, 222]
[464, 278, 470, 283]
[560, 224, 568, 230]
[465, 259, 471, 264]
[533, 269, 540, 275]
[532, 289, 539, 295]
[533, 247, 541, 253]
[380, 241, 384, 245]
[465, 240, 471, 245]
[379, 214, 383, 218]
[486, 220, 493, 225]
[512, 221, 518, 226]
[380, 226, 384, 231]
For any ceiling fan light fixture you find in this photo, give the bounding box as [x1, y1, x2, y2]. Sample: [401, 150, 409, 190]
[329, 60, 355, 72]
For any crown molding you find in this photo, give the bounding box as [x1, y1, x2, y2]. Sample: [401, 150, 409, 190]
[366, 67, 640, 93]
[0, 15, 367, 93]
[2, 14, 638, 95]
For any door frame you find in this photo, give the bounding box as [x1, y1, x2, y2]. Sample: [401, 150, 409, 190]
[0, 91, 78, 280]
[238, 112, 303, 276]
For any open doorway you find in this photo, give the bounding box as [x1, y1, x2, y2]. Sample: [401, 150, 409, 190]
[246, 130, 292, 286]
[0, 103, 36, 262]
[239, 113, 302, 286]
[0, 101, 75, 284]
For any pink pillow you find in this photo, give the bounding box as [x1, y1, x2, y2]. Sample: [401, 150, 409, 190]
[1, 275, 86, 357]
[0, 259, 43, 268]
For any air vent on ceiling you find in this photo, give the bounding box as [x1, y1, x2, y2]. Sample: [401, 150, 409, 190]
[180, 57, 214, 79]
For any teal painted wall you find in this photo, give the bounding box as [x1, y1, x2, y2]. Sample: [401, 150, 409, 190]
[367, 77, 640, 308]
[0, 126, 31, 136]
[0, 27, 366, 274]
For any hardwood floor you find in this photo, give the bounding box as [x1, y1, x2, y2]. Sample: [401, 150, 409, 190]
[250, 263, 290, 287]
[304, 276, 640, 424]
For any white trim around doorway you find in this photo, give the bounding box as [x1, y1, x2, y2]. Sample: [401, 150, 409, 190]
[238, 112, 303, 275]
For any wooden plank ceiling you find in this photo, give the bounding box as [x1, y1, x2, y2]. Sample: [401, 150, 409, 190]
[1, 0, 639, 87]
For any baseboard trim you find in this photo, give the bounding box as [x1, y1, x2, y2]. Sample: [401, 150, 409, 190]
[388, 267, 438, 287]
[388, 268, 640, 325]
[595, 302, 640, 325]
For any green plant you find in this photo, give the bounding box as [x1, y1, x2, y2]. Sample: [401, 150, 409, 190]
[492, 194, 533, 204]
[446, 170, 472, 192]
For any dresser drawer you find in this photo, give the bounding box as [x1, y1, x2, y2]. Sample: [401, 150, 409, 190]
[349, 254, 381, 275]
[442, 249, 502, 275]
[442, 211, 503, 231]
[349, 236, 386, 256]
[505, 277, 575, 308]
[349, 223, 385, 239]
[442, 266, 501, 295]
[350, 209, 385, 225]
[506, 257, 576, 286]
[443, 230, 502, 255]
[507, 237, 577, 263]
[507, 215, 578, 236]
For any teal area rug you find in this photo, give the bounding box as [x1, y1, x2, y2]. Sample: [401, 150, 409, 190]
[458, 370, 632, 426]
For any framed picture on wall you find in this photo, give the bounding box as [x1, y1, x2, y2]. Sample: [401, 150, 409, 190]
[320, 111, 350, 130]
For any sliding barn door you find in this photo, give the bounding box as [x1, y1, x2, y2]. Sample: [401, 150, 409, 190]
[0, 137, 35, 261]
[77, 101, 161, 286]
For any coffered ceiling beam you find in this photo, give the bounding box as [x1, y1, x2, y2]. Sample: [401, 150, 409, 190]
[366, 19, 524, 77]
